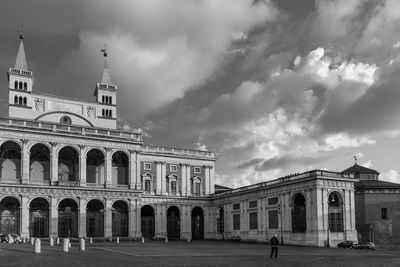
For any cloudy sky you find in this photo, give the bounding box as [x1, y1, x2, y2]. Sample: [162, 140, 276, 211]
[1, 0, 400, 188]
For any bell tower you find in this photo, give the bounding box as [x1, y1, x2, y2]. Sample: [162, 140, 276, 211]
[7, 28, 34, 117]
[94, 45, 117, 121]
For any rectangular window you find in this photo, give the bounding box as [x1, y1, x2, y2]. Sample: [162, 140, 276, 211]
[144, 180, 151, 192]
[268, 197, 278, 206]
[233, 214, 240, 230]
[249, 212, 258, 230]
[249, 200, 258, 208]
[171, 181, 177, 195]
[268, 210, 278, 229]
[170, 165, 177, 172]
[194, 167, 201, 173]
[144, 163, 152, 170]
[329, 212, 343, 232]
[381, 208, 388, 220]
[233, 203, 240, 210]
[195, 182, 201, 195]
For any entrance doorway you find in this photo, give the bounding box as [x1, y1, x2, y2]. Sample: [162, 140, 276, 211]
[167, 206, 180, 240]
[30, 198, 49, 238]
[141, 205, 155, 239]
[191, 207, 204, 240]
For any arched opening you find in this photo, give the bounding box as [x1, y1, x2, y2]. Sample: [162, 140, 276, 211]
[191, 207, 204, 240]
[167, 206, 180, 240]
[23, 82, 27, 90]
[112, 201, 128, 237]
[217, 206, 224, 237]
[0, 197, 20, 234]
[109, 96, 112, 104]
[105, 110, 109, 117]
[112, 151, 128, 186]
[328, 192, 343, 232]
[102, 109, 105, 117]
[86, 200, 104, 237]
[102, 95, 105, 103]
[58, 146, 79, 183]
[60, 116, 71, 125]
[23, 97, 27, 105]
[29, 144, 50, 183]
[30, 198, 49, 238]
[14, 81, 18, 90]
[292, 194, 306, 233]
[18, 96, 22, 105]
[14, 96, 18, 104]
[58, 199, 78, 237]
[141, 205, 155, 239]
[19, 81, 22, 90]
[0, 141, 21, 180]
[86, 149, 105, 185]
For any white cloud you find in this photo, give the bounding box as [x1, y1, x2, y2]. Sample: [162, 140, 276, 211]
[381, 169, 400, 183]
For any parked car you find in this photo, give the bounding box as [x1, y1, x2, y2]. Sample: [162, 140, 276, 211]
[0, 234, 7, 243]
[8, 234, 21, 244]
[337, 240, 354, 249]
[354, 242, 375, 250]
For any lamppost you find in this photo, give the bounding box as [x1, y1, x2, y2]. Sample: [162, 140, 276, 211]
[278, 202, 283, 245]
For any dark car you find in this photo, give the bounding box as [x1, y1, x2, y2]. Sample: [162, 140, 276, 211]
[0, 234, 8, 243]
[354, 242, 375, 250]
[337, 240, 354, 248]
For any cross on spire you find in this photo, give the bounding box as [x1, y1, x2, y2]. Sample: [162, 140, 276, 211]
[100, 43, 107, 58]
[17, 24, 24, 40]
[354, 155, 357, 165]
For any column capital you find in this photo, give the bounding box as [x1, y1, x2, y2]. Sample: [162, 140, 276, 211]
[49, 142, 58, 147]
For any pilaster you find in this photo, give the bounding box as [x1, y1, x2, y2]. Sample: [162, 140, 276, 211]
[136, 200, 142, 238]
[128, 199, 136, 238]
[209, 165, 215, 194]
[181, 164, 187, 197]
[161, 162, 166, 195]
[135, 154, 141, 190]
[204, 166, 210, 196]
[79, 198, 86, 238]
[49, 196, 58, 238]
[79, 145, 87, 187]
[105, 148, 112, 188]
[50, 142, 58, 185]
[20, 196, 29, 238]
[155, 162, 162, 195]
[186, 164, 191, 196]
[129, 150, 137, 190]
[21, 139, 29, 184]
[104, 199, 112, 238]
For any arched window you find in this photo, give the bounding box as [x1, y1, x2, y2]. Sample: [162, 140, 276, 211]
[102, 95, 105, 103]
[102, 109, 105, 117]
[14, 96, 18, 104]
[292, 193, 306, 233]
[19, 81, 23, 90]
[106, 96, 109, 104]
[105, 110, 109, 117]
[60, 116, 71, 125]
[19, 96, 22, 105]
[14, 81, 18, 90]
[328, 192, 343, 232]
[23, 82, 27, 90]
[23, 97, 27, 105]
[109, 110, 112, 117]
[109, 96, 112, 104]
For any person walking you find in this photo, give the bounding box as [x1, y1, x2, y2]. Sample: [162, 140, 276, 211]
[270, 234, 279, 258]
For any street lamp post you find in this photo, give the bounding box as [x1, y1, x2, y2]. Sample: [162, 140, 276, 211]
[278, 202, 283, 245]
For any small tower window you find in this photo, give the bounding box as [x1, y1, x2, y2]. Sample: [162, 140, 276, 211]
[109, 96, 112, 104]
[14, 81, 18, 90]
[102, 109, 105, 116]
[19, 96, 22, 105]
[14, 96, 18, 104]
[19, 81, 23, 90]
[109, 110, 112, 117]
[60, 116, 72, 125]
[102, 95, 105, 103]
[23, 97, 27, 105]
[23, 82, 27, 90]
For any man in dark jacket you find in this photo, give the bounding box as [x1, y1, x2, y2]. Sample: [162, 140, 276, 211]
[270, 234, 279, 258]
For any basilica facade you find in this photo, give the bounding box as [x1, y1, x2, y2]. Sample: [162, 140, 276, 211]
[0, 36, 358, 247]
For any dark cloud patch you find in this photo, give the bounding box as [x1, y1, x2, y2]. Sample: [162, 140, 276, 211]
[236, 158, 264, 169]
[255, 154, 327, 172]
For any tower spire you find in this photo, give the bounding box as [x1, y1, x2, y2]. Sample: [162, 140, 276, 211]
[15, 25, 28, 71]
[353, 155, 358, 165]
[100, 44, 112, 85]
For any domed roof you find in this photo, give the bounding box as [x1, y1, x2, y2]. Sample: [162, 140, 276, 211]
[341, 163, 380, 175]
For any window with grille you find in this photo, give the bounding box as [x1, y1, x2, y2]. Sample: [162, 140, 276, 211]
[268, 197, 278, 206]
[194, 167, 201, 173]
[381, 208, 388, 220]
[249, 212, 258, 230]
[268, 210, 278, 229]
[144, 163, 151, 170]
[249, 200, 257, 208]
[233, 214, 240, 230]
[170, 165, 177, 172]
[233, 203, 240, 210]
[144, 180, 151, 192]
[171, 181, 177, 195]
[195, 182, 201, 195]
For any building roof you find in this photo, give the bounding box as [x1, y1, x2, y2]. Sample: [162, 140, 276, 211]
[214, 184, 232, 193]
[15, 40, 28, 71]
[100, 59, 113, 85]
[355, 179, 400, 189]
[341, 163, 380, 175]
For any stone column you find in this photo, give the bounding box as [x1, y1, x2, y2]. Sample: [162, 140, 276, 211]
[79, 146, 87, 187]
[180, 205, 188, 240]
[186, 164, 191, 196]
[204, 166, 210, 196]
[306, 189, 312, 232]
[155, 162, 162, 195]
[129, 150, 137, 190]
[135, 200, 142, 238]
[128, 199, 136, 238]
[209, 165, 215, 194]
[161, 162, 166, 195]
[21, 139, 30, 184]
[104, 199, 113, 238]
[161, 204, 167, 239]
[20, 196, 29, 238]
[50, 142, 59, 185]
[49, 197, 58, 238]
[154, 204, 163, 239]
[78, 198, 86, 238]
[105, 148, 112, 188]
[181, 164, 187, 196]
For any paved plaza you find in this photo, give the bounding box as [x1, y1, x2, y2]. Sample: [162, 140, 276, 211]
[0, 240, 398, 267]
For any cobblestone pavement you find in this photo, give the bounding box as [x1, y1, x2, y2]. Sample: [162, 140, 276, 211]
[0, 240, 398, 267]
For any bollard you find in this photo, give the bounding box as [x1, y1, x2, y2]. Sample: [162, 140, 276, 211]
[90, 237, 93, 244]
[62, 238, 69, 252]
[49, 237, 54, 246]
[30, 237, 35, 245]
[34, 238, 41, 253]
[116, 237, 119, 244]
[22, 237, 26, 244]
[68, 239, 71, 248]
[165, 236, 168, 243]
[56, 237, 60, 244]
[188, 237, 190, 243]
[79, 238, 85, 251]
[141, 237, 144, 243]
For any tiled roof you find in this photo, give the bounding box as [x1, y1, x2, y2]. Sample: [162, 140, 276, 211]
[355, 179, 400, 189]
[214, 184, 231, 192]
[341, 163, 380, 175]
